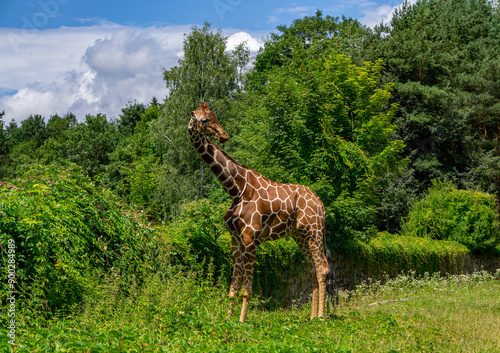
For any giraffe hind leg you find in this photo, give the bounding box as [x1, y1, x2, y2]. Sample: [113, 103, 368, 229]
[310, 235, 328, 319]
[291, 230, 321, 319]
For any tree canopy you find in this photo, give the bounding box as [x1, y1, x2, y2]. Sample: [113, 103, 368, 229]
[2, 0, 499, 240]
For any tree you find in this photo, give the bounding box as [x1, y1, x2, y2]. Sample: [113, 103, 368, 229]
[249, 11, 370, 90]
[46, 113, 77, 139]
[148, 22, 250, 218]
[118, 102, 146, 136]
[366, 0, 500, 218]
[60, 114, 120, 178]
[14, 114, 48, 148]
[1, 115, 48, 177]
[230, 48, 404, 241]
[102, 102, 161, 218]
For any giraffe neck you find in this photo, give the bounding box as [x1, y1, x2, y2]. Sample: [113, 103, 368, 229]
[190, 129, 247, 200]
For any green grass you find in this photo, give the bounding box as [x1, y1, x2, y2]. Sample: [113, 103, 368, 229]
[3, 270, 500, 352]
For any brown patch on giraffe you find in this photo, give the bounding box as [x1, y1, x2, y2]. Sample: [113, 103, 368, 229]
[257, 187, 268, 200]
[246, 172, 259, 190]
[222, 179, 233, 190]
[250, 213, 261, 230]
[214, 151, 227, 169]
[228, 186, 240, 198]
[268, 186, 278, 201]
[201, 153, 213, 165]
[193, 139, 202, 150]
[259, 199, 272, 216]
[227, 161, 238, 178]
[206, 142, 215, 156]
[211, 163, 223, 177]
[297, 196, 307, 211]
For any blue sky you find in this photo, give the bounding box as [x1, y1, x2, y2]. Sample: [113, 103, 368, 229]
[0, 0, 407, 122]
[0, 0, 401, 30]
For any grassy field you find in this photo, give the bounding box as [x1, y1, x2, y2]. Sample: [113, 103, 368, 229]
[4, 270, 500, 352]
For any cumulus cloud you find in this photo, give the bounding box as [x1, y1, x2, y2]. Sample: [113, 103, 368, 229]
[0, 23, 264, 123]
[360, 4, 394, 28]
[359, 0, 419, 28]
[227, 31, 263, 52]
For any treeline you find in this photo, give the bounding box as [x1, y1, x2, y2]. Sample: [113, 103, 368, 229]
[1, 0, 500, 251]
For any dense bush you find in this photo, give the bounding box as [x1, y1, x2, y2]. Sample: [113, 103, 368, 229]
[402, 182, 500, 253]
[0, 164, 165, 319]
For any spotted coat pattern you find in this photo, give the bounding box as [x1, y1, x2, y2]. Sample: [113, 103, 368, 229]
[189, 102, 329, 323]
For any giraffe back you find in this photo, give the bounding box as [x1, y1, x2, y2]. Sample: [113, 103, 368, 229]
[224, 169, 325, 246]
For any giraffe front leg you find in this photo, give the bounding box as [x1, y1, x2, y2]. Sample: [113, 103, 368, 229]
[228, 264, 243, 318]
[239, 242, 257, 323]
[228, 281, 241, 317]
[228, 234, 244, 317]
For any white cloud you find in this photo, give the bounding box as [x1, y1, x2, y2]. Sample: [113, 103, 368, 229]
[227, 31, 263, 52]
[359, 0, 419, 28]
[360, 4, 394, 28]
[0, 23, 264, 123]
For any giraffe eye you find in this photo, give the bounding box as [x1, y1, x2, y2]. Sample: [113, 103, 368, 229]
[201, 118, 208, 124]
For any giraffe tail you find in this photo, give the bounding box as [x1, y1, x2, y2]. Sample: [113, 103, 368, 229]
[325, 248, 338, 310]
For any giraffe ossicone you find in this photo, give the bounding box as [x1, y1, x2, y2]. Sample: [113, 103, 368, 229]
[189, 102, 332, 323]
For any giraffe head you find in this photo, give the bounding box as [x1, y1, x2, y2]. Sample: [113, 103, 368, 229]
[189, 102, 229, 143]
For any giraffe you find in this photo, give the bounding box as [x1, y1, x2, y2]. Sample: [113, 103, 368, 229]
[189, 102, 332, 323]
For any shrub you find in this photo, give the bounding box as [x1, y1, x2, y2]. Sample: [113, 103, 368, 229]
[401, 181, 500, 253]
[162, 199, 233, 285]
[0, 164, 164, 320]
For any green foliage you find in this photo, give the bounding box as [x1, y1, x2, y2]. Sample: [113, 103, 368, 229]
[18, 114, 47, 148]
[365, 0, 500, 226]
[59, 114, 120, 178]
[354, 232, 469, 277]
[164, 199, 232, 283]
[46, 113, 77, 140]
[118, 101, 146, 136]
[249, 11, 370, 89]
[402, 182, 500, 253]
[0, 164, 162, 318]
[232, 49, 405, 240]
[101, 102, 162, 218]
[374, 169, 420, 233]
[0, 114, 51, 178]
[7, 271, 500, 352]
